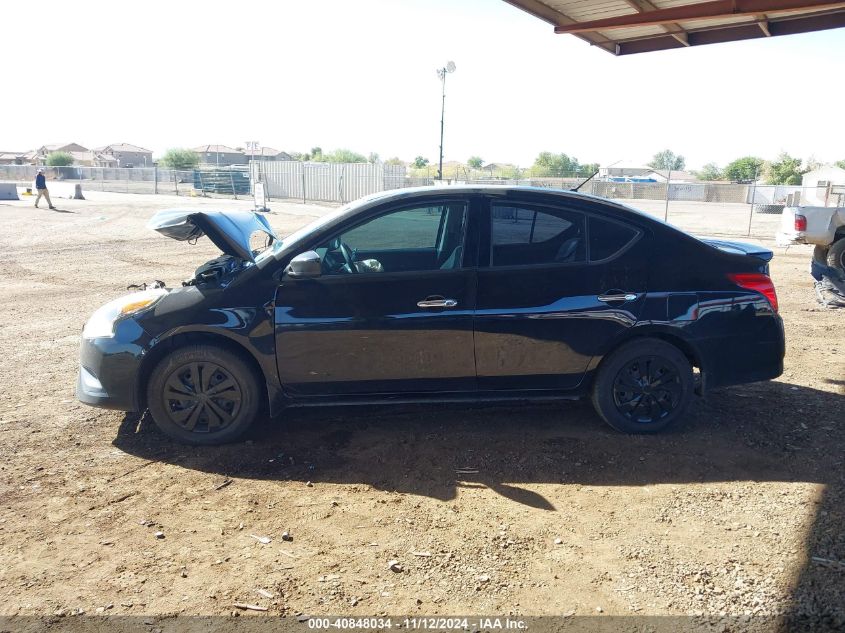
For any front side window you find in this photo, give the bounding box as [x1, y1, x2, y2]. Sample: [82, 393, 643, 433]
[316, 203, 467, 275]
[491, 204, 586, 267]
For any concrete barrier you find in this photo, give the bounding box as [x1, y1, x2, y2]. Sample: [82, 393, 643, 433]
[48, 182, 85, 200]
[0, 183, 20, 200]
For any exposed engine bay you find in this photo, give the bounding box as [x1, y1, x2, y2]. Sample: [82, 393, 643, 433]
[185, 253, 249, 287]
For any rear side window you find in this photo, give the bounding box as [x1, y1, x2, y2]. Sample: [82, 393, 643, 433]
[491, 204, 586, 266]
[589, 216, 639, 262]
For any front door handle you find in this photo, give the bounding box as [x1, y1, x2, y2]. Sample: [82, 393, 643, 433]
[597, 292, 639, 304]
[417, 296, 458, 308]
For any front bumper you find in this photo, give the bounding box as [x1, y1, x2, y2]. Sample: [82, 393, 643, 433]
[76, 318, 151, 412]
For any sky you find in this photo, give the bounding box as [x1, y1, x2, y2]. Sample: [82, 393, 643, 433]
[2, 0, 844, 170]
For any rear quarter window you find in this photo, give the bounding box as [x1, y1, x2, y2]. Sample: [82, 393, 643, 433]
[589, 216, 640, 262]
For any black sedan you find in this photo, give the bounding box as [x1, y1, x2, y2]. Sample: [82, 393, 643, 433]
[77, 186, 785, 444]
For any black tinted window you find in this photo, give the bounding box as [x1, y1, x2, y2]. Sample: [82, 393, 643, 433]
[315, 203, 467, 275]
[589, 217, 639, 261]
[491, 205, 585, 267]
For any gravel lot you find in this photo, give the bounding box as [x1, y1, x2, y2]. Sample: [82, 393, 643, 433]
[0, 191, 842, 631]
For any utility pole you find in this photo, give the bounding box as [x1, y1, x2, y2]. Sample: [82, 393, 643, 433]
[436, 61, 456, 181]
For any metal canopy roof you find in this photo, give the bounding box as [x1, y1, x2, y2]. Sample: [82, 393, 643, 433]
[504, 0, 845, 54]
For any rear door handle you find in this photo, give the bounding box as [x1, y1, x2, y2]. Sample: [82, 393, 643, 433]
[597, 292, 639, 304]
[417, 296, 458, 308]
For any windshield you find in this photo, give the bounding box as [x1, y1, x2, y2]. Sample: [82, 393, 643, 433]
[253, 201, 358, 265]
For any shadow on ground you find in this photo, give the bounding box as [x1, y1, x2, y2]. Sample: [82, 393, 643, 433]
[113, 380, 844, 629]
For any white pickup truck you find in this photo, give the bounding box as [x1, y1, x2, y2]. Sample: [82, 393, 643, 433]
[776, 206, 845, 273]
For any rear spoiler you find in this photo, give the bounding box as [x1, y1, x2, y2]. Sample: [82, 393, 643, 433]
[700, 238, 774, 263]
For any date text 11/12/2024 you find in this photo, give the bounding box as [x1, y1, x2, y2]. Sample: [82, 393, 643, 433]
[306, 617, 528, 630]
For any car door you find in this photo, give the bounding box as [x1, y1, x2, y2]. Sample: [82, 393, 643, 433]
[474, 197, 648, 391]
[274, 196, 479, 397]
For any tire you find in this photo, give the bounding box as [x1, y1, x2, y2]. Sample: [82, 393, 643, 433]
[591, 338, 693, 434]
[146, 344, 262, 445]
[826, 238, 845, 274]
[813, 245, 829, 265]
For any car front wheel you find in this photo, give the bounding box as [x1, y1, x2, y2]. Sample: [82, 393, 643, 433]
[591, 338, 693, 434]
[146, 344, 262, 445]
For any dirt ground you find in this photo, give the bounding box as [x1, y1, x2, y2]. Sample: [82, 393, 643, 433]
[0, 190, 843, 630]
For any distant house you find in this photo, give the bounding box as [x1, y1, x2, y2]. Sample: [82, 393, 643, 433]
[35, 142, 90, 165]
[646, 169, 697, 183]
[801, 165, 845, 207]
[91, 152, 118, 168]
[192, 145, 246, 166]
[94, 143, 153, 168]
[248, 147, 292, 162]
[599, 165, 652, 179]
[482, 162, 517, 172]
[0, 151, 29, 165]
[599, 166, 696, 183]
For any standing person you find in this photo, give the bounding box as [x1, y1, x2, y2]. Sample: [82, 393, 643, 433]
[34, 169, 56, 209]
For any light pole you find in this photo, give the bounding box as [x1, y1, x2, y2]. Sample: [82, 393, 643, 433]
[246, 140, 259, 185]
[436, 61, 456, 181]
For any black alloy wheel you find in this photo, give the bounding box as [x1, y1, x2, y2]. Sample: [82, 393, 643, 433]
[612, 356, 682, 424]
[591, 338, 693, 434]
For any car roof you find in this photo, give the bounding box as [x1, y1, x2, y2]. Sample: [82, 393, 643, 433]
[357, 185, 659, 222]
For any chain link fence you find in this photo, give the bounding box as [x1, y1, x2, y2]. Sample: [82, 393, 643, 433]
[3, 162, 842, 239]
[0, 162, 407, 203]
[455, 177, 843, 238]
[0, 164, 200, 196]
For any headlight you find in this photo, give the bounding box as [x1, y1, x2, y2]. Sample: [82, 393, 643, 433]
[82, 289, 168, 339]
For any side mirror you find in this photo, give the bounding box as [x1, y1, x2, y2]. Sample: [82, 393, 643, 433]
[285, 251, 322, 279]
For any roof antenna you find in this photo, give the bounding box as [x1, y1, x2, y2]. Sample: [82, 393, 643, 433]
[571, 159, 621, 192]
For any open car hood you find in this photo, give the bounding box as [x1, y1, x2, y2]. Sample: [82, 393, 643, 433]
[147, 209, 276, 262]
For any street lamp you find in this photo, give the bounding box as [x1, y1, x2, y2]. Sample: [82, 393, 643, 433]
[436, 61, 456, 181]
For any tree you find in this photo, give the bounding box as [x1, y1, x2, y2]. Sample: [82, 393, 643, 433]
[765, 152, 805, 185]
[580, 162, 600, 176]
[45, 151, 74, 167]
[368, 152, 380, 164]
[317, 149, 367, 163]
[288, 151, 309, 162]
[412, 156, 429, 169]
[467, 156, 483, 169]
[648, 149, 685, 171]
[803, 155, 823, 173]
[697, 163, 723, 181]
[384, 157, 404, 166]
[529, 152, 596, 177]
[835, 159, 845, 170]
[159, 148, 200, 170]
[723, 156, 764, 182]
[310, 147, 323, 161]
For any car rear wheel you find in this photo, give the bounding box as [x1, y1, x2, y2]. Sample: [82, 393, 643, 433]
[591, 338, 693, 434]
[826, 239, 845, 274]
[146, 345, 262, 445]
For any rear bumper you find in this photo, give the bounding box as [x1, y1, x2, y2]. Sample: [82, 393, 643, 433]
[698, 316, 785, 389]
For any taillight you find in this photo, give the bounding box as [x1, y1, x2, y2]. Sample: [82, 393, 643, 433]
[794, 214, 807, 232]
[727, 273, 779, 312]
